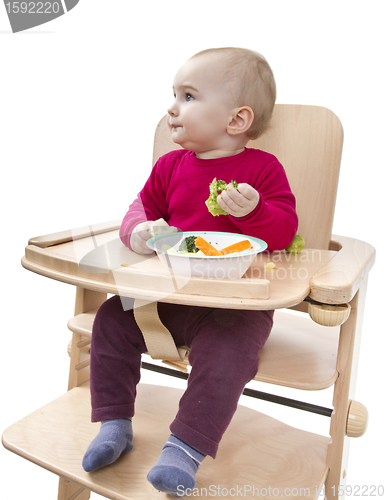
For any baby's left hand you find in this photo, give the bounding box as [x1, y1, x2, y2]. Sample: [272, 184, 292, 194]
[217, 183, 260, 218]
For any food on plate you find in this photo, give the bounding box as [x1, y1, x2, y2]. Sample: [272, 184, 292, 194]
[172, 235, 253, 257]
[219, 239, 252, 255]
[148, 218, 178, 237]
[178, 235, 200, 254]
[285, 234, 305, 254]
[194, 236, 222, 256]
[205, 178, 239, 216]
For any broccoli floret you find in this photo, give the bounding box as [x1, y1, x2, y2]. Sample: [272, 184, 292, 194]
[178, 236, 200, 253]
[285, 235, 305, 254]
[205, 178, 239, 216]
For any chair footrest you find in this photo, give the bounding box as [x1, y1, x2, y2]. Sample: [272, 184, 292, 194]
[2, 383, 329, 500]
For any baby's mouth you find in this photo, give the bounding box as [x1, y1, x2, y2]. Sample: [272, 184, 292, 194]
[169, 121, 181, 130]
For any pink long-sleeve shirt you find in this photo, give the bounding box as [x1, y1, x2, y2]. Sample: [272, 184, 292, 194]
[120, 148, 298, 252]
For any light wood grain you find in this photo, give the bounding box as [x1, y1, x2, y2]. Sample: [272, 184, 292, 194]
[10, 104, 375, 500]
[325, 285, 367, 498]
[257, 309, 339, 390]
[67, 288, 106, 391]
[310, 235, 376, 304]
[28, 220, 122, 248]
[67, 308, 340, 391]
[2, 383, 329, 500]
[346, 400, 368, 438]
[24, 227, 376, 308]
[22, 231, 337, 310]
[58, 478, 90, 500]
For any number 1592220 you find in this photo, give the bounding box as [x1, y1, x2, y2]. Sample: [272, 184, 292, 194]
[331, 485, 384, 496]
[5, 2, 61, 14]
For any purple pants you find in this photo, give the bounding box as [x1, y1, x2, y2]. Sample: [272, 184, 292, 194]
[89, 295, 273, 458]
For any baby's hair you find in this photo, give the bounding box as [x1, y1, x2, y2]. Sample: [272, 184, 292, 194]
[190, 47, 276, 140]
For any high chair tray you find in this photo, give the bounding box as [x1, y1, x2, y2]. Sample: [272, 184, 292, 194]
[2, 382, 329, 500]
[21, 221, 351, 310]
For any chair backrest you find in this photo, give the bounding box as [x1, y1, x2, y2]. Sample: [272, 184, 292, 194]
[152, 104, 344, 250]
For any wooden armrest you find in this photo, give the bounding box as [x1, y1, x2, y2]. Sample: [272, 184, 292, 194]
[309, 234, 376, 304]
[28, 220, 122, 248]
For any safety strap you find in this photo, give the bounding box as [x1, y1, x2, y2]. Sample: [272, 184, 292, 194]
[133, 299, 188, 361]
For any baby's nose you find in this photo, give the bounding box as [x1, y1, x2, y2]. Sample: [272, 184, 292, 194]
[167, 101, 178, 117]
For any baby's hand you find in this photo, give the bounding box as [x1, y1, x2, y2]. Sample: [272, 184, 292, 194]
[217, 183, 260, 218]
[130, 221, 154, 254]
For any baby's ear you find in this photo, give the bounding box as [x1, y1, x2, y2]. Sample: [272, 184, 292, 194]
[227, 107, 254, 136]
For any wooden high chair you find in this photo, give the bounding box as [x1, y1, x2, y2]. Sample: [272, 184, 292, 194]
[2, 104, 375, 500]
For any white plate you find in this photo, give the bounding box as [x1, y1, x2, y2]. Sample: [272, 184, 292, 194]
[147, 231, 267, 279]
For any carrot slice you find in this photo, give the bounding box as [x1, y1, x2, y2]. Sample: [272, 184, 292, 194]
[219, 239, 252, 255]
[194, 236, 222, 256]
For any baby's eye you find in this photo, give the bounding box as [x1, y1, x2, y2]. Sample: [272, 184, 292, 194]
[185, 93, 194, 101]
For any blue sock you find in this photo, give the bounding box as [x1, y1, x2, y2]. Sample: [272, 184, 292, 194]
[82, 418, 133, 472]
[147, 434, 206, 497]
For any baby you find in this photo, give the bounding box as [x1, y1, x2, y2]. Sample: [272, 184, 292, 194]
[82, 47, 298, 497]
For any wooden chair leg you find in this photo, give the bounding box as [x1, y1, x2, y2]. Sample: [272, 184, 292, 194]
[57, 477, 90, 500]
[68, 288, 107, 390]
[58, 287, 107, 499]
[325, 278, 368, 499]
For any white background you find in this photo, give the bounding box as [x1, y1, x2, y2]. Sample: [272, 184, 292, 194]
[1, 1, 385, 498]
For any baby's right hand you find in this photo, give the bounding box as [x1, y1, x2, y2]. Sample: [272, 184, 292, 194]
[130, 221, 154, 255]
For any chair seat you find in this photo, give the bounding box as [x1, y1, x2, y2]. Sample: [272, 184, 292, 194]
[257, 310, 339, 389]
[2, 382, 329, 500]
[67, 308, 340, 390]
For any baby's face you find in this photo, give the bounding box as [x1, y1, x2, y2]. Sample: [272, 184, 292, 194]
[168, 55, 237, 157]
